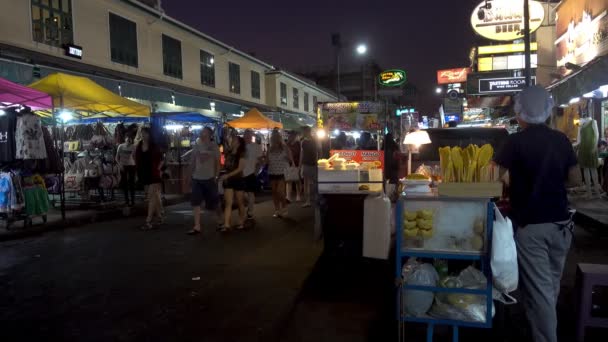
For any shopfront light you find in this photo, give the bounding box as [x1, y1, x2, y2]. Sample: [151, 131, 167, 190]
[316, 129, 326, 139]
[599, 85, 608, 97]
[352, 132, 361, 139]
[259, 129, 269, 134]
[435, 87, 443, 94]
[191, 125, 203, 130]
[0, 109, 5, 116]
[333, 129, 340, 136]
[569, 97, 580, 104]
[583, 91, 596, 98]
[59, 110, 73, 122]
[164, 124, 184, 131]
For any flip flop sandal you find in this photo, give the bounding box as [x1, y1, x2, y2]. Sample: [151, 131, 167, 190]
[187, 229, 201, 235]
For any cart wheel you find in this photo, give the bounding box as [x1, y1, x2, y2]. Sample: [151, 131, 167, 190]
[42, 215, 47, 223]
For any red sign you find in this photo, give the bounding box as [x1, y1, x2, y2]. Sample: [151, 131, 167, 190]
[330, 150, 385, 169]
[436, 68, 471, 85]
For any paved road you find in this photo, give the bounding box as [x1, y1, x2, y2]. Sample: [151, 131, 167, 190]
[0, 200, 321, 342]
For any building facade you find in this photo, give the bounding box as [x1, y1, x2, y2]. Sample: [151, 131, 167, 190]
[0, 0, 337, 118]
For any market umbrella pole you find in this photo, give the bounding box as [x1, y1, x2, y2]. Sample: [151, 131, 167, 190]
[59, 96, 66, 220]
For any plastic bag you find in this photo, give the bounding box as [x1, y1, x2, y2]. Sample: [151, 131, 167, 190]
[491, 204, 519, 294]
[402, 259, 439, 316]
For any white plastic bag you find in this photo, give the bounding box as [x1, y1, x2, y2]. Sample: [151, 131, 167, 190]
[363, 194, 391, 259]
[491, 204, 518, 294]
[402, 260, 439, 316]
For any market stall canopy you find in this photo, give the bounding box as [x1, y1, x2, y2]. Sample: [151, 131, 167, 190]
[29, 73, 150, 117]
[154, 112, 218, 123]
[227, 108, 282, 129]
[0, 76, 52, 110]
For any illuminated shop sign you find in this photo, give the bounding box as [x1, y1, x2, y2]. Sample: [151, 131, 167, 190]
[478, 54, 538, 72]
[64, 44, 83, 59]
[436, 68, 471, 85]
[479, 76, 536, 93]
[478, 42, 538, 55]
[555, 2, 608, 69]
[471, 0, 545, 41]
[378, 69, 406, 87]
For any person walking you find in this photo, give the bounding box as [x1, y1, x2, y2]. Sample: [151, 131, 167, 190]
[268, 130, 294, 218]
[286, 131, 302, 202]
[187, 127, 220, 235]
[135, 127, 164, 230]
[116, 134, 136, 206]
[494, 86, 581, 342]
[243, 129, 264, 220]
[300, 126, 317, 208]
[219, 135, 246, 231]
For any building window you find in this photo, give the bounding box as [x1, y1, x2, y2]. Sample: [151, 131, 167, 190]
[162, 34, 182, 79]
[109, 13, 138, 67]
[229, 62, 241, 94]
[313, 96, 318, 111]
[280, 82, 287, 105]
[293, 88, 299, 109]
[200, 50, 215, 87]
[251, 71, 260, 99]
[304, 92, 309, 112]
[31, 0, 73, 47]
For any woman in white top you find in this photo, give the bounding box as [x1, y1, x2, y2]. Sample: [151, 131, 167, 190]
[267, 130, 294, 218]
[115, 135, 136, 206]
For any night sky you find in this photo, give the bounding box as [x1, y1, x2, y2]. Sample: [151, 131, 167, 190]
[163, 0, 482, 113]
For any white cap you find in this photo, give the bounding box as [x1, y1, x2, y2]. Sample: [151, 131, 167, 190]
[514, 85, 554, 124]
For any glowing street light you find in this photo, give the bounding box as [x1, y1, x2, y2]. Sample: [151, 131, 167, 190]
[356, 44, 367, 55]
[436, 87, 443, 95]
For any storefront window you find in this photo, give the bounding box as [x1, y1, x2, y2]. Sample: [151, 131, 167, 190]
[602, 101, 608, 139]
[229, 62, 240, 94]
[251, 71, 260, 99]
[109, 13, 138, 68]
[31, 0, 73, 47]
[304, 92, 309, 112]
[280, 82, 287, 105]
[200, 50, 215, 87]
[293, 87, 299, 109]
[162, 34, 182, 79]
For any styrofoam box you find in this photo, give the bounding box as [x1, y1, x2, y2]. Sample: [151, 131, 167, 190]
[318, 169, 359, 193]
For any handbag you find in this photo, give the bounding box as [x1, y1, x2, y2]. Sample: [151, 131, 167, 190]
[284, 166, 300, 182]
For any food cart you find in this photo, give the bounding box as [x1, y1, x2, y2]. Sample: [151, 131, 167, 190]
[396, 143, 502, 342]
[316, 102, 389, 257]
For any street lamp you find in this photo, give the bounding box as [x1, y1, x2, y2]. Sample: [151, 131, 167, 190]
[356, 44, 367, 55]
[436, 87, 443, 95]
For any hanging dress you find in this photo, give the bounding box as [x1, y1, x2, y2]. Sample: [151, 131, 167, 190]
[578, 121, 599, 168]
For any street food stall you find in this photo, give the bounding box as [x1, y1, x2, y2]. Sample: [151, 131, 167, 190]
[316, 101, 389, 257]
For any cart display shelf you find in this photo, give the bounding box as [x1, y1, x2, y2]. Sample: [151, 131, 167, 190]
[396, 195, 494, 342]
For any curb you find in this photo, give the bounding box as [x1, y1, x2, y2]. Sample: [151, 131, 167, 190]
[0, 196, 187, 242]
[574, 210, 608, 236]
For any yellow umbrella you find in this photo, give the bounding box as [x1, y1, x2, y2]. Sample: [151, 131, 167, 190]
[29, 73, 150, 117]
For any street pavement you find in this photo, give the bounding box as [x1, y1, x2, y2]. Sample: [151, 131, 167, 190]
[0, 200, 322, 342]
[1, 197, 607, 342]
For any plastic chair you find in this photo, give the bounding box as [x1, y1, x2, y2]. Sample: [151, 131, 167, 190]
[576, 263, 608, 342]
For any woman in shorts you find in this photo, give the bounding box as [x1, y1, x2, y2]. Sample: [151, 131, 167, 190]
[135, 127, 164, 230]
[219, 135, 246, 231]
[267, 130, 294, 218]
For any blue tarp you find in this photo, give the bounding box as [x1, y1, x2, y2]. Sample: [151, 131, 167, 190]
[154, 112, 218, 123]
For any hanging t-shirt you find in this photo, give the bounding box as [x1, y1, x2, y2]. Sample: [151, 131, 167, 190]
[0, 111, 16, 162]
[16, 113, 47, 160]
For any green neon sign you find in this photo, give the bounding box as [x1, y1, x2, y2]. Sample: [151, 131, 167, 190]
[378, 69, 407, 87]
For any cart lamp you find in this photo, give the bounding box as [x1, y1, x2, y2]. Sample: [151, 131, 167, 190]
[403, 130, 432, 175]
[0, 109, 5, 116]
[569, 97, 580, 104]
[316, 129, 327, 139]
[435, 87, 443, 94]
[333, 129, 340, 136]
[191, 125, 203, 130]
[164, 124, 184, 131]
[352, 132, 361, 139]
[59, 110, 73, 122]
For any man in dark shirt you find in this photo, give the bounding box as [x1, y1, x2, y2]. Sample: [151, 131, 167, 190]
[495, 86, 581, 342]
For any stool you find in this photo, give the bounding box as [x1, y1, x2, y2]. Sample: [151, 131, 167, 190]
[576, 263, 608, 342]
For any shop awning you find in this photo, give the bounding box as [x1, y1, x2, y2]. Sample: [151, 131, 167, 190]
[227, 108, 282, 129]
[549, 56, 608, 106]
[154, 112, 218, 123]
[29, 73, 150, 117]
[0, 76, 52, 110]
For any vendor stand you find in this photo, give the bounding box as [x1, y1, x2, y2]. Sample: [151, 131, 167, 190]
[29, 73, 150, 217]
[396, 143, 502, 342]
[0, 76, 55, 229]
[316, 102, 389, 257]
